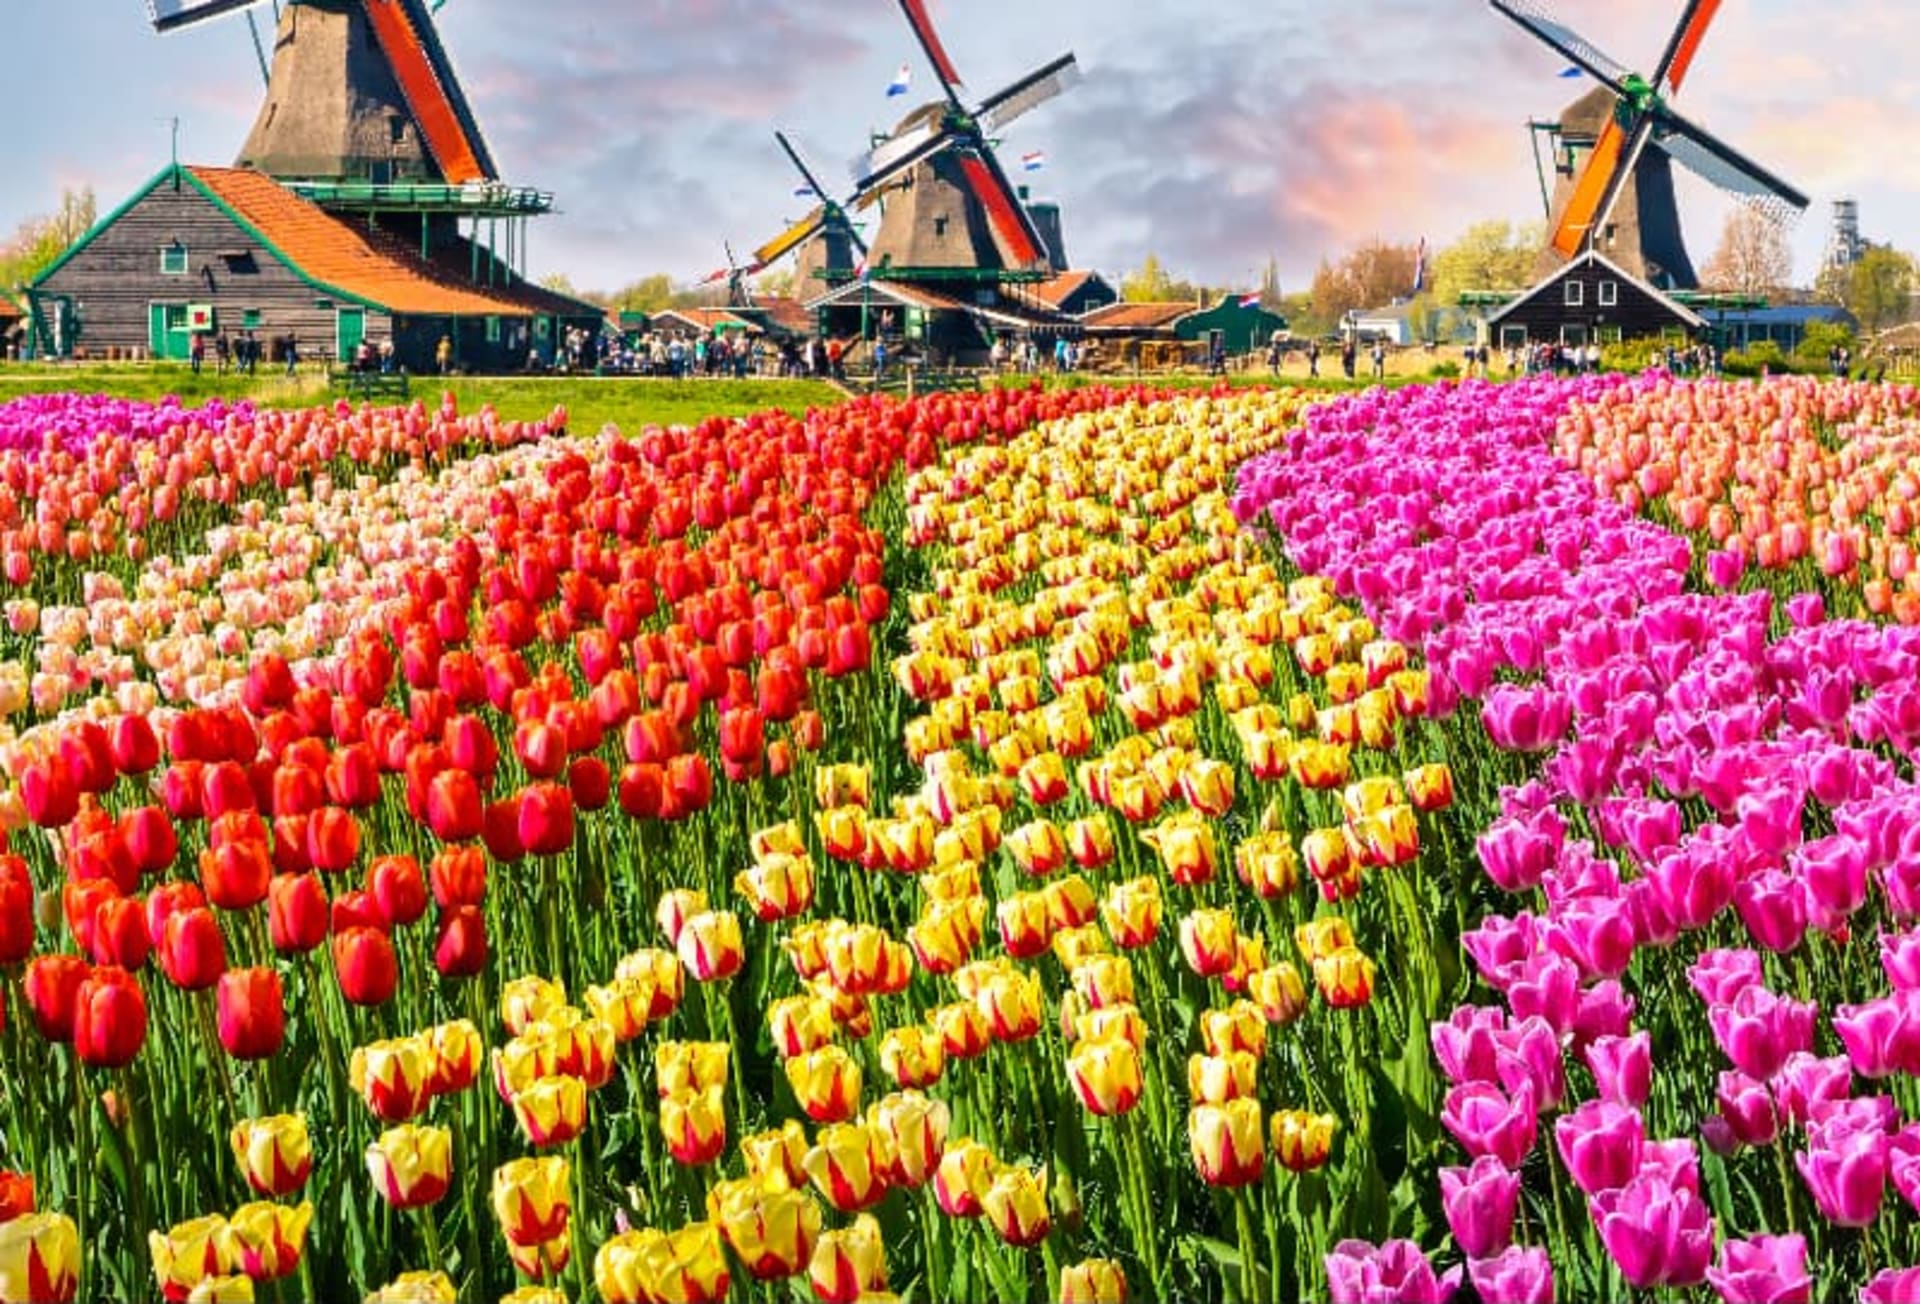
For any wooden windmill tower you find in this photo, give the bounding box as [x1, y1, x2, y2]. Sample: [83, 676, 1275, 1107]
[147, 0, 552, 283]
[1492, 0, 1808, 291]
[752, 0, 1078, 291]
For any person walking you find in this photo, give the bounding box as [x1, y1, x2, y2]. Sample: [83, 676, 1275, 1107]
[190, 332, 205, 376]
[284, 332, 299, 378]
[1341, 336, 1357, 380]
[1307, 339, 1321, 378]
[1370, 339, 1386, 380]
[435, 334, 453, 376]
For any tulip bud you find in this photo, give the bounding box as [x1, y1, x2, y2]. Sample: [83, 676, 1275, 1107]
[366, 1124, 453, 1209]
[492, 1155, 571, 1247]
[231, 1115, 312, 1198]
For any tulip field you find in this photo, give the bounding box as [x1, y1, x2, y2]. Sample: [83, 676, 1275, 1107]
[7, 371, 1920, 1303]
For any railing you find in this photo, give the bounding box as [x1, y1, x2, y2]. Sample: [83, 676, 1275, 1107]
[287, 181, 554, 216]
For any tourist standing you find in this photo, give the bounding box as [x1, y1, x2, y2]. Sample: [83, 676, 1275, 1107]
[1370, 339, 1386, 380]
[436, 335, 453, 376]
[1307, 339, 1321, 377]
[285, 333, 299, 378]
[190, 332, 205, 376]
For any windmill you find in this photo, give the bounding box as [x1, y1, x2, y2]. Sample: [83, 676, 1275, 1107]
[751, 131, 868, 289]
[844, 0, 1079, 278]
[700, 243, 762, 310]
[1491, 0, 1809, 290]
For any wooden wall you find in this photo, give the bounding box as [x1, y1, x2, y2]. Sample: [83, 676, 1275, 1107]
[1489, 260, 1697, 349]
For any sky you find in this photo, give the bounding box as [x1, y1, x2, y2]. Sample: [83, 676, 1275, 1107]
[4, 0, 1913, 295]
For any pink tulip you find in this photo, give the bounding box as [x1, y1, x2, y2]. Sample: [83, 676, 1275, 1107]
[1888, 1125, 1920, 1216]
[1462, 913, 1541, 991]
[1864, 1266, 1920, 1304]
[1468, 1247, 1553, 1304]
[1772, 1053, 1855, 1129]
[1439, 1156, 1519, 1258]
[1589, 1172, 1714, 1289]
[1324, 1239, 1461, 1304]
[1832, 996, 1920, 1080]
[1733, 870, 1810, 954]
[1795, 1114, 1887, 1228]
[1584, 1032, 1651, 1108]
[1493, 1016, 1565, 1111]
[1716, 1071, 1779, 1148]
[1431, 1005, 1505, 1085]
[1570, 980, 1636, 1051]
[1441, 1080, 1537, 1169]
[1705, 1233, 1810, 1304]
[1707, 987, 1817, 1082]
[1881, 929, 1920, 991]
[1554, 1099, 1645, 1196]
[1477, 814, 1560, 894]
[1689, 950, 1764, 1007]
[1546, 896, 1636, 979]
[1506, 953, 1579, 1036]
[1481, 684, 1572, 754]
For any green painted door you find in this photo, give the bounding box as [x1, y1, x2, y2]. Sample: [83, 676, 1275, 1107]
[149, 304, 190, 361]
[337, 307, 366, 362]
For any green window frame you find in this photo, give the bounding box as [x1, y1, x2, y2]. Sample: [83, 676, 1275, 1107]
[486, 316, 501, 343]
[164, 305, 189, 333]
[242, 309, 262, 329]
[160, 243, 188, 275]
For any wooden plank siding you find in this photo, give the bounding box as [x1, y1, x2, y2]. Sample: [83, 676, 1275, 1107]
[1486, 254, 1702, 350]
[36, 180, 390, 364]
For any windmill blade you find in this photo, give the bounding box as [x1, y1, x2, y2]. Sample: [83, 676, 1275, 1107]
[775, 132, 836, 212]
[754, 210, 827, 268]
[1548, 113, 1631, 261]
[896, 0, 966, 100]
[148, 0, 269, 32]
[1652, 0, 1723, 92]
[851, 125, 957, 195]
[1647, 109, 1811, 222]
[1585, 114, 1659, 255]
[953, 149, 1050, 270]
[1488, 0, 1631, 97]
[976, 53, 1082, 132]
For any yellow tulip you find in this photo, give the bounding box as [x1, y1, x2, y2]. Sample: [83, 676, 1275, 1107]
[735, 851, 816, 923]
[500, 975, 568, 1037]
[1189, 1099, 1265, 1187]
[491, 1155, 571, 1247]
[1067, 1037, 1144, 1117]
[809, 1213, 887, 1304]
[1247, 962, 1309, 1026]
[594, 1223, 730, 1304]
[1272, 1109, 1340, 1172]
[1100, 877, 1163, 950]
[1291, 739, 1350, 790]
[1294, 916, 1356, 965]
[1059, 1258, 1129, 1304]
[499, 1288, 570, 1304]
[229, 1114, 311, 1198]
[185, 1276, 253, 1303]
[511, 1074, 588, 1149]
[814, 763, 872, 811]
[739, 1119, 811, 1189]
[802, 1122, 890, 1213]
[707, 1174, 821, 1281]
[366, 1124, 453, 1209]
[1188, 1051, 1260, 1104]
[929, 1001, 992, 1060]
[880, 1026, 946, 1090]
[584, 976, 654, 1043]
[661, 1084, 728, 1166]
[363, 1270, 457, 1303]
[866, 1090, 951, 1188]
[1314, 946, 1377, 1008]
[786, 1046, 863, 1125]
[1234, 833, 1299, 900]
[0, 1213, 78, 1304]
[1178, 908, 1238, 978]
[220, 1200, 311, 1282]
[149, 1214, 233, 1301]
[981, 1164, 1051, 1248]
[654, 1041, 729, 1098]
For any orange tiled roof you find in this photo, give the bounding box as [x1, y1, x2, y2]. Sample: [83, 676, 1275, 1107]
[188, 167, 536, 318]
[1027, 270, 1096, 309]
[1082, 301, 1196, 331]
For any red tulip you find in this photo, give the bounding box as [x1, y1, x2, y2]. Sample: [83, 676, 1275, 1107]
[304, 806, 360, 874]
[217, 967, 285, 1060]
[62, 878, 120, 955]
[161, 761, 206, 820]
[333, 927, 398, 1006]
[201, 840, 272, 912]
[270, 764, 323, 819]
[325, 744, 382, 809]
[68, 829, 137, 894]
[442, 715, 498, 778]
[434, 905, 488, 978]
[24, 953, 89, 1041]
[330, 889, 387, 935]
[201, 761, 257, 818]
[109, 714, 162, 775]
[517, 783, 575, 857]
[482, 797, 525, 864]
[719, 707, 766, 783]
[244, 653, 296, 714]
[87, 896, 151, 971]
[60, 723, 116, 795]
[74, 965, 147, 1068]
[429, 847, 487, 909]
[514, 721, 568, 780]
[20, 756, 78, 829]
[426, 769, 483, 843]
[268, 873, 329, 955]
[666, 754, 713, 819]
[144, 881, 205, 945]
[159, 907, 227, 990]
[826, 624, 871, 678]
[792, 711, 825, 753]
[119, 806, 179, 877]
[271, 814, 312, 876]
[368, 856, 428, 929]
[568, 756, 611, 813]
[618, 763, 665, 820]
[0, 857, 33, 964]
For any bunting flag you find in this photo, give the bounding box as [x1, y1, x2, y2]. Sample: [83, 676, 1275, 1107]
[1021, 151, 1047, 172]
[700, 267, 731, 285]
[793, 184, 818, 198]
[1411, 238, 1429, 295]
[1238, 293, 1262, 310]
[887, 64, 912, 97]
[1558, 65, 1584, 78]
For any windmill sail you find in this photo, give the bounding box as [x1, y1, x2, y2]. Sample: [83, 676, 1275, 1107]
[1490, 0, 1632, 95]
[1648, 112, 1810, 222]
[148, 0, 269, 32]
[850, 123, 952, 191]
[1651, 0, 1722, 90]
[896, 0, 965, 93]
[361, 0, 496, 182]
[954, 152, 1048, 269]
[978, 54, 1082, 132]
[755, 210, 827, 267]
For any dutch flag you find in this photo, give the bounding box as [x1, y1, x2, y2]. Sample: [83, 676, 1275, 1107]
[1238, 293, 1262, 310]
[794, 184, 818, 198]
[887, 64, 912, 97]
[1021, 151, 1047, 173]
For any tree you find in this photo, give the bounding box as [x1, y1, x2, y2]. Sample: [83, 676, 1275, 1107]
[1845, 246, 1916, 332]
[1429, 220, 1541, 306]
[1308, 239, 1421, 327]
[605, 274, 677, 314]
[1698, 209, 1793, 297]
[0, 187, 97, 290]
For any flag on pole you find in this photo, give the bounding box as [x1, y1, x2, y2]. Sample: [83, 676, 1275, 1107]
[886, 64, 912, 97]
[794, 184, 818, 198]
[701, 267, 730, 285]
[1020, 151, 1047, 172]
[1411, 237, 1428, 295]
[1238, 293, 1262, 310]
[1558, 65, 1584, 78]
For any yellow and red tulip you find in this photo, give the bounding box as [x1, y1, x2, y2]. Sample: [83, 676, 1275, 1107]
[808, 1213, 887, 1304]
[1067, 1037, 1144, 1117]
[739, 1119, 811, 1189]
[1059, 1258, 1129, 1304]
[802, 1122, 890, 1213]
[0, 1212, 78, 1304]
[981, 1164, 1051, 1248]
[149, 1214, 233, 1302]
[221, 1201, 311, 1283]
[491, 1155, 571, 1246]
[229, 1115, 311, 1198]
[594, 1223, 730, 1304]
[867, 1090, 950, 1188]
[366, 1124, 452, 1209]
[1100, 878, 1162, 950]
[785, 1045, 863, 1124]
[511, 1074, 588, 1148]
[1313, 946, 1376, 1009]
[879, 1025, 946, 1090]
[707, 1174, 820, 1281]
[661, 1085, 728, 1166]
[1271, 1110, 1339, 1172]
[1178, 909, 1238, 979]
[1189, 1099, 1265, 1187]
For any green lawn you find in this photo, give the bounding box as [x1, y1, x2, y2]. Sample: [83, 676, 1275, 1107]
[0, 363, 846, 433]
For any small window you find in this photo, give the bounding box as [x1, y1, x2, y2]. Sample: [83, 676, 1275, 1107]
[1598, 280, 1619, 307]
[389, 115, 407, 145]
[1564, 280, 1585, 307]
[486, 316, 501, 343]
[242, 309, 262, 329]
[160, 243, 188, 275]
[164, 305, 189, 333]
[222, 253, 259, 275]
[933, 216, 949, 238]
[1599, 325, 1623, 344]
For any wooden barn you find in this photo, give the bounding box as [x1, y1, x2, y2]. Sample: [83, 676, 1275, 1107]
[1483, 250, 1704, 352]
[1016, 270, 1119, 318]
[1177, 298, 1290, 356]
[28, 164, 599, 371]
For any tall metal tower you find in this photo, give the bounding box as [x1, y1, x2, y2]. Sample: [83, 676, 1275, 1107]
[1824, 199, 1865, 271]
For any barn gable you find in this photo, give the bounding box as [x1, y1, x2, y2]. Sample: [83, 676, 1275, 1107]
[1486, 249, 1704, 349]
